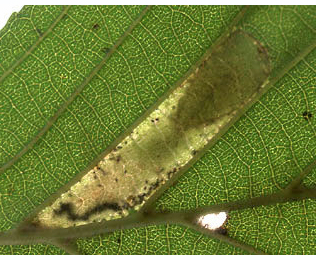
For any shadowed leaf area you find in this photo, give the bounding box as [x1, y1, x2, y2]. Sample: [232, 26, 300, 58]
[0, 5, 315, 255]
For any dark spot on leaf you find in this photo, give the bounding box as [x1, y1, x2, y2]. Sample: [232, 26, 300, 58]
[101, 47, 110, 54]
[122, 203, 129, 210]
[36, 28, 43, 36]
[216, 227, 228, 235]
[303, 111, 313, 121]
[137, 193, 146, 203]
[92, 23, 99, 30]
[54, 203, 72, 217]
[116, 155, 121, 163]
[151, 179, 160, 190]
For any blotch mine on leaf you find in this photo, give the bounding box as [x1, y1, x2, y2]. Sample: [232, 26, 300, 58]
[35, 30, 270, 228]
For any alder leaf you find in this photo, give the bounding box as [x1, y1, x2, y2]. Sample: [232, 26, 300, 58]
[0, 5, 315, 255]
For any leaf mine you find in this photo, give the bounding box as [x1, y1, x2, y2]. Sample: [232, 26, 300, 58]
[35, 30, 271, 228]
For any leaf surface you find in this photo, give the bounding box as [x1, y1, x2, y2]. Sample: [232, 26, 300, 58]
[0, 5, 315, 254]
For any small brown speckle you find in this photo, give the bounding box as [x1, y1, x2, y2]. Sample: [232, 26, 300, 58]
[115, 178, 118, 182]
[303, 111, 313, 121]
[92, 23, 100, 30]
[216, 227, 228, 235]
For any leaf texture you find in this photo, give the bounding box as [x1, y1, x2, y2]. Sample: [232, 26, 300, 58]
[0, 5, 315, 255]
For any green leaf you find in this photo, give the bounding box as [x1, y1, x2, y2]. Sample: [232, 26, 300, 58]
[0, 5, 315, 255]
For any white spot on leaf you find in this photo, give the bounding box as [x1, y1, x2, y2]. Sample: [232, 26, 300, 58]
[198, 212, 227, 230]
